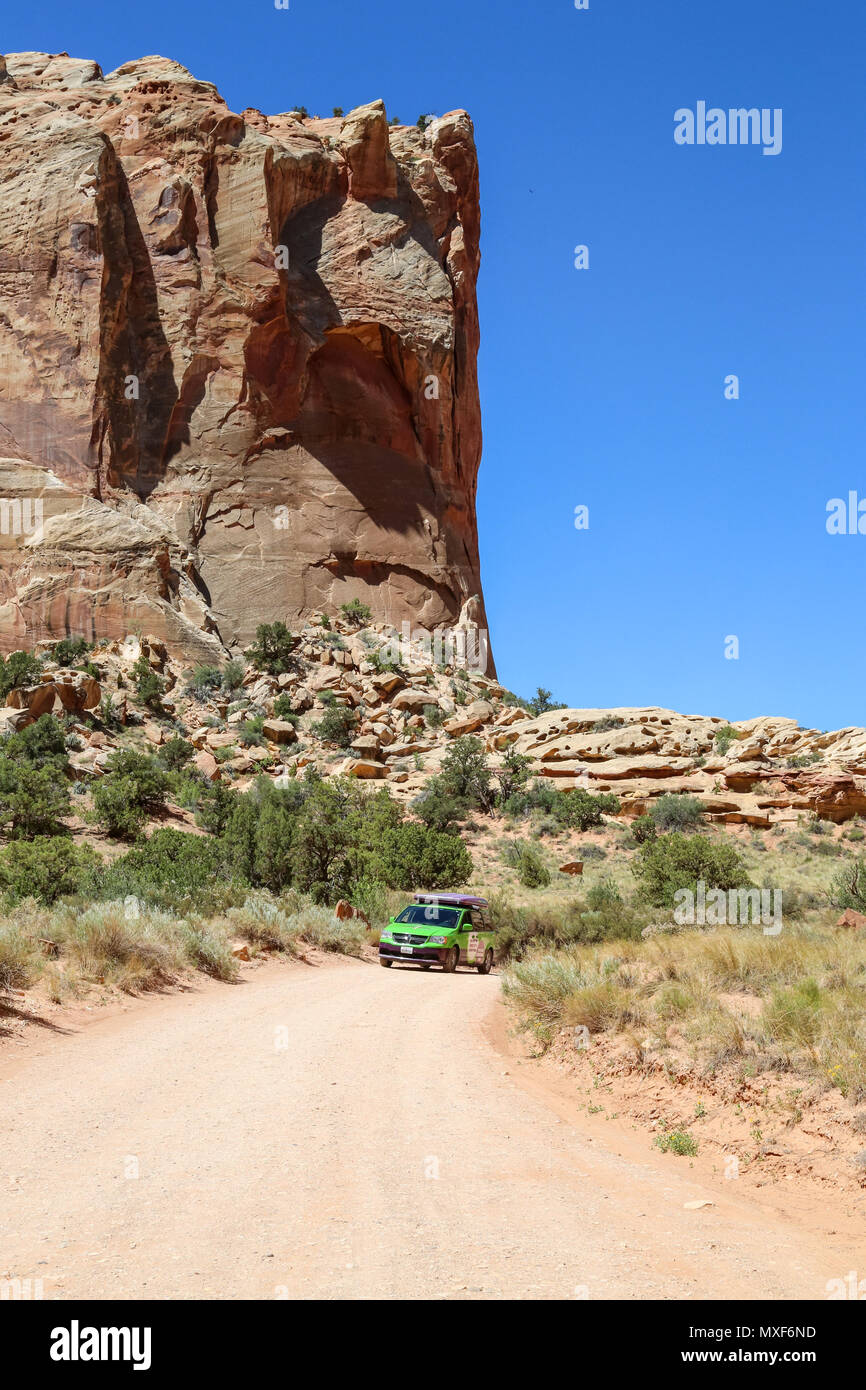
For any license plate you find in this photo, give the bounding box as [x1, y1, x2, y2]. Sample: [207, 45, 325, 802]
[401, 946, 414, 955]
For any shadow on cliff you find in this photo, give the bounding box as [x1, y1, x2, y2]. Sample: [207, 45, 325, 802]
[93, 155, 178, 501]
[272, 189, 449, 540]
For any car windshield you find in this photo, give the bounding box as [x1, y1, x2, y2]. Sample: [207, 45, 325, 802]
[395, 906, 461, 928]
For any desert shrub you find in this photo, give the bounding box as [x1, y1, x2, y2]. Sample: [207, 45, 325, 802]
[496, 747, 532, 804]
[423, 703, 444, 729]
[221, 660, 246, 692]
[651, 794, 705, 832]
[3, 714, 69, 770]
[503, 778, 559, 821]
[502, 840, 550, 888]
[131, 655, 164, 710]
[492, 894, 645, 961]
[95, 828, 229, 911]
[714, 725, 740, 755]
[364, 823, 472, 891]
[340, 599, 372, 625]
[592, 716, 625, 732]
[272, 694, 300, 722]
[0, 758, 72, 838]
[631, 814, 657, 845]
[763, 978, 825, 1048]
[158, 736, 195, 771]
[439, 735, 493, 809]
[633, 833, 752, 908]
[0, 837, 99, 904]
[187, 665, 223, 699]
[195, 781, 239, 836]
[554, 788, 621, 832]
[520, 687, 565, 717]
[245, 622, 298, 676]
[49, 636, 92, 667]
[0, 922, 41, 991]
[177, 922, 237, 980]
[312, 700, 357, 748]
[238, 715, 266, 747]
[831, 857, 866, 912]
[655, 1130, 699, 1157]
[412, 774, 470, 831]
[91, 751, 169, 838]
[0, 650, 42, 701]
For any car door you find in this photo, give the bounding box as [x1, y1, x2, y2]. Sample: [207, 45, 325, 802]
[454, 910, 473, 964]
[463, 909, 485, 965]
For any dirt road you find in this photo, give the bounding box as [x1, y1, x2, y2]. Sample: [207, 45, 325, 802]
[0, 956, 860, 1300]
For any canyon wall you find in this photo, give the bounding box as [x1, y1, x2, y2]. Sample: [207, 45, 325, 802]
[0, 52, 490, 665]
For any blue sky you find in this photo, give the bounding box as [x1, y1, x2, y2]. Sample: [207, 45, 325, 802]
[7, 0, 865, 730]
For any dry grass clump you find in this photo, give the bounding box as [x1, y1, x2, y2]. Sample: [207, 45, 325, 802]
[503, 924, 866, 1100]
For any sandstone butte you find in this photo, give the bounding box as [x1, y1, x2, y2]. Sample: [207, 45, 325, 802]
[0, 52, 490, 668]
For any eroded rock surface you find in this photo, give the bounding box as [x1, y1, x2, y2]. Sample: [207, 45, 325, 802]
[0, 53, 489, 665]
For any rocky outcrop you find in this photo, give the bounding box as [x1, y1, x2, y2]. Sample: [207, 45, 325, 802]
[0, 53, 490, 667]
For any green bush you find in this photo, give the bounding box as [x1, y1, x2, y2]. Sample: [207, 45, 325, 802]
[272, 694, 300, 722]
[0, 837, 100, 904]
[195, 781, 239, 836]
[95, 828, 229, 910]
[0, 650, 42, 700]
[92, 751, 169, 838]
[222, 660, 246, 691]
[831, 857, 866, 912]
[245, 622, 298, 676]
[503, 840, 551, 888]
[158, 736, 195, 771]
[522, 687, 566, 717]
[439, 736, 492, 809]
[3, 714, 69, 770]
[651, 794, 705, 832]
[340, 599, 372, 625]
[0, 758, 72, 838]
[239, 715, 266, 747]
[312, 700, 357, 748]
[633, 833, 752, 908]
[554, 788, 621, 832]
[131, 655, 164, 710]
[714, 725, 741, 755]
[365, 823, 472, 891]
[187, 665, 223, 699]
[631, 814, 657, 844]
[412, 778, 469, 831]
[50, 636, 92, 667]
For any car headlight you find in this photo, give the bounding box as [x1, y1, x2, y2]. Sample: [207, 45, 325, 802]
[380, 931, 393, 942]
[428, 935, 448, 946]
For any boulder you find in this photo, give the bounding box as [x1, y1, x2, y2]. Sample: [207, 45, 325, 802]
[262, 719, 298, 745]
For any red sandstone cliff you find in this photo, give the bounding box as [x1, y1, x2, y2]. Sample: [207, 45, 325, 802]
[0, 52, 490, 665]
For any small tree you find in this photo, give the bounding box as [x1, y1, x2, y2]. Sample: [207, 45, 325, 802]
[0, 759, 72, 838]
[651, 794, 705, 833]
[497, 746, 532, 804]
[131, 655, 164, 711]
[245, 622, 298, 676]
[440, 736, 492, 809]
[0, 650, 42, 701]
[633, 833, 752, 908]
[555, 788, 620, 832]
[340, 598, 372, 626]
[195, 780, 239, 836]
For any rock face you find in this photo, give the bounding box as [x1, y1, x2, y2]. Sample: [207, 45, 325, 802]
[0, 53, 490, 667]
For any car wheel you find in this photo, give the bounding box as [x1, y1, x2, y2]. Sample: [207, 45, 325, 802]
[379, 957, 393, 968]
[441, 946, 459, 974]
[476, 948, 494, 976]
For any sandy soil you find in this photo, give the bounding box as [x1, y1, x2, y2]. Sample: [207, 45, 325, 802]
[1, 955, 864, 1301]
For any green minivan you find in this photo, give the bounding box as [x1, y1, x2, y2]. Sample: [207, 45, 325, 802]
[379, 893, 496, 974]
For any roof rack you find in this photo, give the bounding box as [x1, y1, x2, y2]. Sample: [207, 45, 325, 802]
[413, 893, 490, 909]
